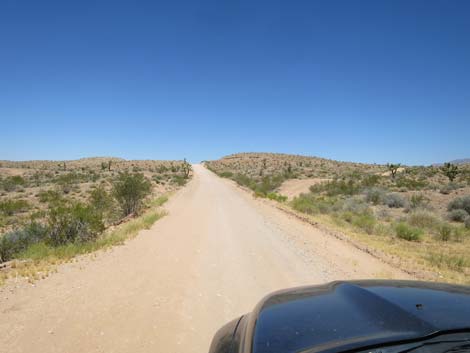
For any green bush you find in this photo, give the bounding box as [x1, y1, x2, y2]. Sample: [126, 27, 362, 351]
[447, 196, 470, 215]
[266, 193, 287, 202]
[219, 171, 233, 178]
[171, 175, 189, 186]
[384, 193, 406, 208]
[37, 190, 62, 203]
[2, 175, 26, 192]
[0, 199, 30, 216]
[233, 173, 256, 189]
[232, 173, 285, 196]
[395, 222, 423, 241]
[341, 197, 369, 214]
[437, 223, 452, 241]
[448, 209, 468, 222]
[409, 194, 430, 210]
[352, 213, 376, 234]
[440, 183, 459, 195]
[291, 194, 335, 215]
[465, 217, 470, 229]
[361, 175, 381, 187]
[89, 186, 116, 223]
[310, 179, 360, 196]
[339, 211, 354, 223]
[47, 202, 105, 246]
[254, 175, 285, 196]
[395, 176, 428, 190]
[364, 187, 385, 205]
[0, 223, 48, 263]
[113, 173, 152, 216]
[407, 210, 439, 229]
[55, 173, 81, 194]
[427, 253, 468, 271]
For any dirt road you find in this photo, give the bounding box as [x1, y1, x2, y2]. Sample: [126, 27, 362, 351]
[0, 165, 409, 353]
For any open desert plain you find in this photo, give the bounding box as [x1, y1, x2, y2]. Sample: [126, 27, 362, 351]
[1, 154, 469, 353]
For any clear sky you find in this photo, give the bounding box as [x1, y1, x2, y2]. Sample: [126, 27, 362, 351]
[1, 0, 469, 165]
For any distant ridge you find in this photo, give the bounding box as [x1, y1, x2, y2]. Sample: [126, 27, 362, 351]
[449, 158, 470, 165]
[433, 158, 470, 166]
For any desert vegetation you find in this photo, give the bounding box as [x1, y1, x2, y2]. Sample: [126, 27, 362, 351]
[0, 157, 192, 283]
[207, 153, 470, 284]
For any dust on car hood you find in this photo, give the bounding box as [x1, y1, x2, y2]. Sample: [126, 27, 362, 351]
[252, 280, 470, 353]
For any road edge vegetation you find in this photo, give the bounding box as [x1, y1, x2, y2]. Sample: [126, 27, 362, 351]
[206, 162, 470, 285]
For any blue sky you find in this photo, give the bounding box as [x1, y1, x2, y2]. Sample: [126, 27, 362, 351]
[1, 0, 469, 165]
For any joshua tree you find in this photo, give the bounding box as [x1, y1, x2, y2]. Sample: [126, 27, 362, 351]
[108, 160, 112, 171]
[387, 163, 401, 179]
[182, 158, 192, 178]
[441, 162, 459, 182]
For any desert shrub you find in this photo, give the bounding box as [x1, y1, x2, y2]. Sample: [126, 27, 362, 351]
[153, 175, 163, 184]
[352, 213, 376, 234]
[339, 211, 354, 223]
[291, 194, 335, 215]
[376, 208, 391, 221]
[2, 175, 26, 192]
[448, 209, 469, 222]
[55, 173, 82, 194]
[384, 193, 406, 208]
[233, 174, 257, 189]
[254, 175, 285, 196]
[408, 194, 430, 210]
[266, 193, 287, 202]
[47, 202, 105, 246]
[89, 186, 116, 223]
[374, 223, 393, 236]
[447, 196, 470, 215]
[465, 217, 470, 229]
[427, 253, 468, 271]
[171, 175, 188, 186]
[37, 189, 62, 203]
[407, 210, 439, 229]
[364, 187, 385, 205]
[232, 173, 285, 196]
[310, 179, 360, 196]
[219, 171, 233, 178]
[395, 222, 423, 241]
[341, 197, 369, 214]
[0, 223, 48, 263]
[361, 175, 381, 187]
[395, 177, 428, 190]
[113, 173, 152, 216]
[440, 183, 459, 195]
[437, 223, 452, 241]
[0, 199, 30, 216]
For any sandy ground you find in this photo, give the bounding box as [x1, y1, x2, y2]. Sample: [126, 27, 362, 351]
[0, 165, 410, 353]
[277, 178, 330, 199]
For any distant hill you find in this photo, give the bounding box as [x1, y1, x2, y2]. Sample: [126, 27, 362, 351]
[206, 152, 384, 180]
[449, 158, 470, 165]
[434, 158, 470, 166]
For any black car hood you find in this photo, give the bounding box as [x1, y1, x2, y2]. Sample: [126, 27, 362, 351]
[250, 280, 470, 353]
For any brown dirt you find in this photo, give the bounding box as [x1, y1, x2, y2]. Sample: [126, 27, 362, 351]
[0, 165, 410, 353]
[278, 178, 330, 199]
